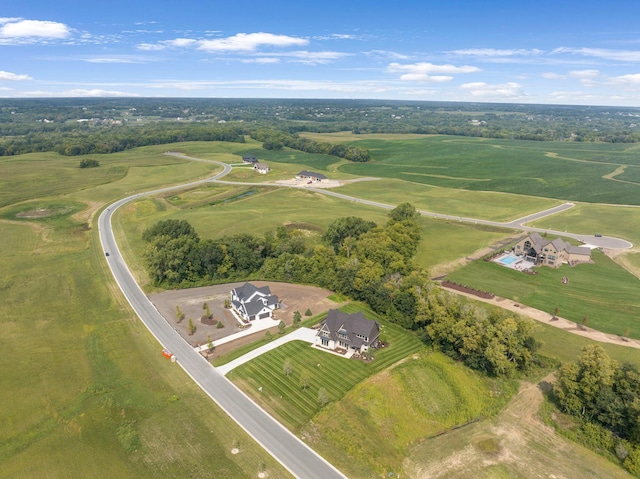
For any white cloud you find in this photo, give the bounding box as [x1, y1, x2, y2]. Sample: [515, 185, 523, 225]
[84, 56, 148, 64]
[542, 72, 566, 79]
[0, 19, 70, 38]
[22, 89, 138, 97]
[198, 32, 308, 52]
[569, 69, 600, 78]
[460, 82, 525, 98]
[137, 38, 197, 51]
[365, 50, 411, 60]
[553, 47, 640, 62]
[387, 62, 479, 82]
[0, 70, 32, 81]
[449, 48, 543, 57]
[612, 74, 640, 86]
[241, 57, 280, 64]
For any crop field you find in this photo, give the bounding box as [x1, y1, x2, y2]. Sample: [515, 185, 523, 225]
[0, 147, 291, 479]
[447, 249, 640, 338]
[227, 304, 424, 429]
[317, 134, 640, 205]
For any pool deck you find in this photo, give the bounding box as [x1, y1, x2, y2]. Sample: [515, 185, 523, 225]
[494, 253, 535, 271]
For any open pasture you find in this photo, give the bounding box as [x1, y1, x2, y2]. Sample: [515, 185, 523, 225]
[447, 249, 640, 338]
[327, 135, 640, 205]
[301, 351, 517, 478]
[115, 184, 515, 285]
[0, 146, 292, 479]
[226, 304, 424, 430]
[336, 177, 561, 222]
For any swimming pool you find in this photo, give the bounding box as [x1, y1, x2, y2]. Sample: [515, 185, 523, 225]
[498, 255, 519, 265]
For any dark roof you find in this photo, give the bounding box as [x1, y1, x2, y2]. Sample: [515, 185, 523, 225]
[524, 233, 591, 257]
[233, 282, 271, 301]
[242, 155, 258, 163]
[297, 170, 327, 180]
[319, 309, 380, 348]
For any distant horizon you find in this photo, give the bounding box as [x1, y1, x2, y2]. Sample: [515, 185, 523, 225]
[3, 96, 639, 110]
[3, 1, 640, 106]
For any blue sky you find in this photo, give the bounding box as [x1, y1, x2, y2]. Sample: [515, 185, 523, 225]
[2, 1, 640, 106]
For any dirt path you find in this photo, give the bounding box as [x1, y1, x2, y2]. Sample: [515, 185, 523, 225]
[406, 374, 633, 478]
[439, 284, 640, 350]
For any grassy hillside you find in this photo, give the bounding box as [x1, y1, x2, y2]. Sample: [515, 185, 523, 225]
[0, 144, 291, 479]
[447, 249, 640, 338]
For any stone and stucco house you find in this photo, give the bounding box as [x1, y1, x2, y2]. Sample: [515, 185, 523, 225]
[514, 232, 591, 268]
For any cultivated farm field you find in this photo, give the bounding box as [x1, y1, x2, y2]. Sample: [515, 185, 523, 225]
[304, 133, 640, 205]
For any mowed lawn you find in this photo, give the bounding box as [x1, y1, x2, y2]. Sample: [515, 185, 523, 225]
[226, 304, 425, 431]
[447, 249, 640, 338]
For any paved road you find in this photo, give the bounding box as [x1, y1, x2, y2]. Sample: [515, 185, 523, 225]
[98, 158, 346, 479]
[98, 152, 632, 478]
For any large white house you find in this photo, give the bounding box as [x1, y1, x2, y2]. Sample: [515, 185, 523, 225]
[230, 283, 279, 322]
[316, 309, 380, 353]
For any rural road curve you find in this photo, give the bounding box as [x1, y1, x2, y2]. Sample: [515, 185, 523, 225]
[97, 152, 632, 479]
[98, 157, 347, 479]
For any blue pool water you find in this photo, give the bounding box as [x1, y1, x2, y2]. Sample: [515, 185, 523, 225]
[498, 255, 519, 265]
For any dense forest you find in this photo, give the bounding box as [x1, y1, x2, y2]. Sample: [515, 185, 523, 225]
[141, 205, 541, 379]
[2, 98, 640, 158]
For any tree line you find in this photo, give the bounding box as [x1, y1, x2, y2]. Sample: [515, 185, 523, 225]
[251, 128, 370, 162]
[142, 204, 540, 378]
[554, 345, 640, 475]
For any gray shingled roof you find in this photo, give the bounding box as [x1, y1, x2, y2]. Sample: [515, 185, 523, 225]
[319, 309, 380, 348]
[297, 170, 327, 180]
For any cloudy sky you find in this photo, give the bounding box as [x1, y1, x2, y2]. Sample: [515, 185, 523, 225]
[2, 0, 640, 106]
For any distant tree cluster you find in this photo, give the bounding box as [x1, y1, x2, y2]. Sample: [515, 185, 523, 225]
[251, 129, 371, 162]
[79, 158, 100, 168]
[554, 345, 640, 475]
[142, 204, 540, 377]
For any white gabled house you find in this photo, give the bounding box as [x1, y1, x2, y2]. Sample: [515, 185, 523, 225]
[230, 283, 279, 322]
[316, 309, 380, 353]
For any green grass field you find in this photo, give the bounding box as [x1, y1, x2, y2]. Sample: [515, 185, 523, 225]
[305, 134, 640, 205]
[115, 183, 515, 287]
[0, 145, 292, 479]
[302, 351, 518, 478]
[227, 304, 424, 430]
[336, 177, 562, 222]
[447, 249, 640, 338]
[528, 202, 640, 246]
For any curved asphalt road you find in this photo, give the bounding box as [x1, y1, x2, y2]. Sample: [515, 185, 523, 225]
[98, 158, 347, 479]
[98, 153, 632, 479]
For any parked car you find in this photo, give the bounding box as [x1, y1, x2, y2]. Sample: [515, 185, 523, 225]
[594, 233, 602, 237]
[105, 252, 110, 256]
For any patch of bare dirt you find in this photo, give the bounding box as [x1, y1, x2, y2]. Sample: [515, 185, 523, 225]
[149, 281, 344, 349]
[16, 208, 54, 218]
[406, 374, 633, 478]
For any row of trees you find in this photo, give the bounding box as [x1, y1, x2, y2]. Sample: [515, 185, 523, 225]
[251, 129, 370, 162]
[142, 204, 540, 377]
[554, 345, 640, 474]
[0, 124, 246, 157]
